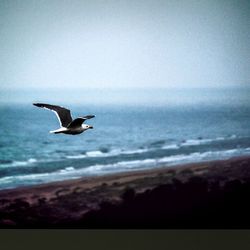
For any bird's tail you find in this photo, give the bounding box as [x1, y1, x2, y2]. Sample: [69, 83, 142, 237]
[49, 128, 66, 134]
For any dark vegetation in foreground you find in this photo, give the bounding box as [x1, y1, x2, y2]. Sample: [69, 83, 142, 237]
[1, 176, 250, 228]
[78, 177, 250, 229]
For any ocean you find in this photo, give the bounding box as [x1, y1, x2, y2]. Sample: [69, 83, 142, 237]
[0, 88, 250, 190]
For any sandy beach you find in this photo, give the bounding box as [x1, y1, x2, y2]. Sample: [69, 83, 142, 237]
[0, 155, 250, 228]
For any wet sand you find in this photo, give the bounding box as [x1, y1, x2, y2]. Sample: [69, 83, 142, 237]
[0, 155, 250, 228]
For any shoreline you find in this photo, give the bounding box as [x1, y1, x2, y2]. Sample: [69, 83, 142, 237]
[1, 155, 250, 228]
[0, 155, 250, 203]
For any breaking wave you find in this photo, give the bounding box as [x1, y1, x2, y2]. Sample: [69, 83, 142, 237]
[1, 147, 250, 190]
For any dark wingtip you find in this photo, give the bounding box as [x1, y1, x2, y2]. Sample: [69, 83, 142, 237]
[86, 115, 95, 119]
[33, 103, 44, 108]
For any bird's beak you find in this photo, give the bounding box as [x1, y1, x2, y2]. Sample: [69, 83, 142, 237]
[89, 126, 93, 129]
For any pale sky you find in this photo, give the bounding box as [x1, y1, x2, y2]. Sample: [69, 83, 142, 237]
[0, 0, 250, 92]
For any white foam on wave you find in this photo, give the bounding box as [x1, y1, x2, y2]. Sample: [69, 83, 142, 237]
[180, 135, 248, 148]
[158, 148, 246, 165]
[86, 150, 104, 157]
[181, 139, 211, 146]
[162, 144, 180, 150]
[12, 161, 28, 166]
[2, 161, 26, 167]
[66, 150, 107, 159]
[216, 137, 225, 140]
[116, 158, 156, 168]
[12, 158, 37, 167]
[0, 158, 38, 168]
[59, 166, 75, 173]
[158, 154, 188, 163]
[66, 148, 151, 160]
[66, 154, 86, 159]
[0, 172, 51, 183]
[158, 152, 213, 164]
[65, 166, 75, 171]
[119, 148, 149, 155]
[68, 158, 158, 174]
[180, 137, 226, 147]
[28, 158, 37, 163]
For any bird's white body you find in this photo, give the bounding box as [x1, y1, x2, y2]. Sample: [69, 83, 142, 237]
[50, 124, 91, 135]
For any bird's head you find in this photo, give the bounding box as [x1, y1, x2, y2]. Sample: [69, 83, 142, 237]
[83, 124, 93, 130]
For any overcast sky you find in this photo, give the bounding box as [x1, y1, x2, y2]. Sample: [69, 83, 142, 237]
[0, 0, 250, 92]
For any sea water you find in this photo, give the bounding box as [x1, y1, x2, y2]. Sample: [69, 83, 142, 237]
[0, 88, 250, 189]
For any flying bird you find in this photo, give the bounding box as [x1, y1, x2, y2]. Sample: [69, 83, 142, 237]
[33, 103, 95, 135]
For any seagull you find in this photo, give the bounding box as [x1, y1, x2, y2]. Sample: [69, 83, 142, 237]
[33, 103, 95, 135]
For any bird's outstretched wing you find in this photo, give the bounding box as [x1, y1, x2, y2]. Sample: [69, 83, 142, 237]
[33, 103, 73, 127]
[67, 115, 95, 128]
